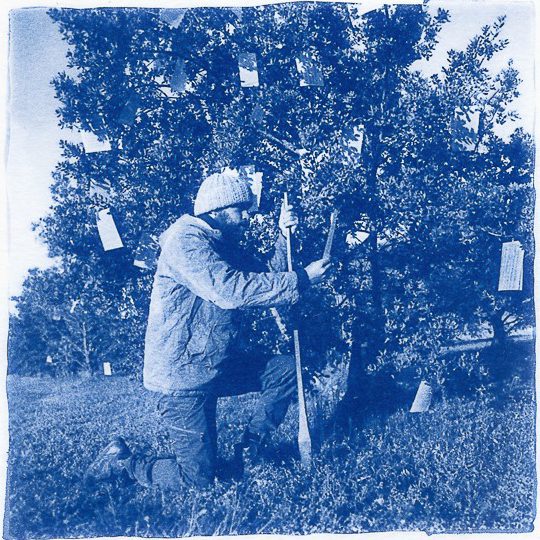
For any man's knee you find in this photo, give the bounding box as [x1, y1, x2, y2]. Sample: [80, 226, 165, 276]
[274, 354, 295, 375]
[158, 391, 217, 490]
[150, 458, 214, 491]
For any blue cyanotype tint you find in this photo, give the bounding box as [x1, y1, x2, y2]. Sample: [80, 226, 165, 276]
[4, 2, 536, 538]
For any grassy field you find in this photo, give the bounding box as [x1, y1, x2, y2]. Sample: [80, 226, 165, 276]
[4, 360, 536, 538]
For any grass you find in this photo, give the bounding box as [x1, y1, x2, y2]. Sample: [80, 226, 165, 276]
[4, 359, 536, 538]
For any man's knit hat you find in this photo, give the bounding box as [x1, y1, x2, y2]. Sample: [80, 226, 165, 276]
[194, 167, 253, 216]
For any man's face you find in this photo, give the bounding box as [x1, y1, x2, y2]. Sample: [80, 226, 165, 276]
[215, 205, 251, 241]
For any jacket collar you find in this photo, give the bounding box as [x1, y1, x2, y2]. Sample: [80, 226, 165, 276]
[159, 214, 223, 247]
[179, 214, 222, 235]
[197, 213, 222, 233]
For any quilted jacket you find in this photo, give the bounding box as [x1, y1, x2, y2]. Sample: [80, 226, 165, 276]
[143, 214, 302, 393]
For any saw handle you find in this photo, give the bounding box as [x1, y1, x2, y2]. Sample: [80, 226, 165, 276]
[283, 192, 294, 272]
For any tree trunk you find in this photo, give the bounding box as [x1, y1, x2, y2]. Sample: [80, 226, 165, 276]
[335, 127, 387, 430]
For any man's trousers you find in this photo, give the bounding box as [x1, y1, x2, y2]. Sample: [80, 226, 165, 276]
[125, 353, 296, 490]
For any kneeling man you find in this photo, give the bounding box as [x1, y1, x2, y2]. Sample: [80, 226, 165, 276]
[87, 167, 330, 490]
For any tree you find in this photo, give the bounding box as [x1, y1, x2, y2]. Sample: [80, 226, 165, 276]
[9, 263, 133, 375]
[10, 3, 533, 423]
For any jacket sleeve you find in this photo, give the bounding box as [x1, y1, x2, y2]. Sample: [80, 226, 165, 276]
[267, 233, 288, 272]
[161, 230, 301, 310]
[267, 233, 311, 292]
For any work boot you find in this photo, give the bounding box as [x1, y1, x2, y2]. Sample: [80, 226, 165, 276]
[84, 436, 131, 484]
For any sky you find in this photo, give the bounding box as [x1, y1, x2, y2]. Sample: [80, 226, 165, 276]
[3, 0, 537, 301]
[6, 8, 69, 300]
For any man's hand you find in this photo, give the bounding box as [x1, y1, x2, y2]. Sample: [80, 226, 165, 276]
[279, 201, 299, 237]
[304, 258, 332, 285]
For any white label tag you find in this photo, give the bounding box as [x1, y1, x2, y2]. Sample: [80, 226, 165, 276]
[238, 53, 259, 87]
[103, 362, 112, 376]
[231, 7, 242, 21]
[46, 355, 53, 364]
[159, 8, 187, 28]
[171, 59, 188, 93]
[96, 209, 124, 251]
[250, 173, 263, 211]
[410, 380, 432, 413]
[498, 241, 524, 291]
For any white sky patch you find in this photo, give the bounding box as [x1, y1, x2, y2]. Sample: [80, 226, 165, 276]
[412, 0, 535, 139]
[346, 230, 370, 247]
[79, 130, 112, 153]
[348, 126, 364, 152]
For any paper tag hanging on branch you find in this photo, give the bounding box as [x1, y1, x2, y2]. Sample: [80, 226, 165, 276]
[80, 131, 111, 153]
[231, 7, 243, 21]
[133, 233, 160, 270]
[250, 104, 265, 125]
[46, 355, 53, 365]
[103, 362, 112, 376]
[96, 208, 124, 251]
[295, 52, 324, 87]
[498, 241, 524, 291]
[410, 380, 433, 413]
[250, 172, 263, 211]
[159, 8, 187, 28]
[238, 53, 259, 87]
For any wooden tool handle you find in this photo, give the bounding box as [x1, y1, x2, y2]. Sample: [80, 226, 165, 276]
[283, 191, 312, 469]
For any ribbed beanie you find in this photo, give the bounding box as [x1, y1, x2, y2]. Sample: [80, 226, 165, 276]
[194, 167, 253, 216]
